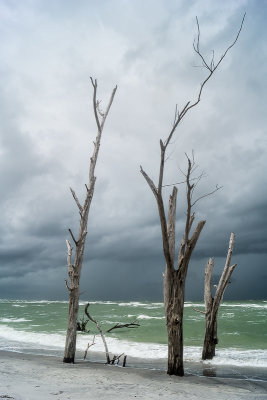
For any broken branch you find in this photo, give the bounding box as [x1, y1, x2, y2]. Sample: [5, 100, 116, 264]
[106, 321, 140, 333]
[83, 335, 96, 360]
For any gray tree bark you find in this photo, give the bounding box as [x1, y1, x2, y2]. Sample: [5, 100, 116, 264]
[164, 159, 206, 376]
[202, 233, 237, 360]
[63, 79, 117, 363]
[140, 15, 245, 376]
[142, 155, 206, 377]
[85, 303, 111, 364]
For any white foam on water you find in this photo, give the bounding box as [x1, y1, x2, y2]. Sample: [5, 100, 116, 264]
[127, 314, 164, 320]
[9, 300, 68, 304]
[0, 325, 65, 350]
[118, 302, 149, 307]
[78, 336, 168, 359]
[221, 303, 267, 309]
[204, 348, 267, 368]
[221, 312, 235, 318]
[79, 301, 118, 306]
[1, 324, 266, 368]
[135, 315, 165, 320]
[12, 305, 26, 308]
[184, 303, 204, 308]
[0, 318, 32, 323]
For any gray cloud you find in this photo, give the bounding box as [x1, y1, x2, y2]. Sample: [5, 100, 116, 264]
[0, 0, 266, 301]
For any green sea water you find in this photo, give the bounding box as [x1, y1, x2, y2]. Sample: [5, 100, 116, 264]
[0, 299, 266, 371]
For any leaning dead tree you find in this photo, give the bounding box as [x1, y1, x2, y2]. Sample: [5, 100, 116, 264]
[202, 233, 237, 360]
[140, 15, 245, 376]
[63, 79, 117, 363]
[85, 303, 111, 364]
[84, 303, 134, 366]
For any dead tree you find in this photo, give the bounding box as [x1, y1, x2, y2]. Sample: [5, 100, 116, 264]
[84, 303, 139, 365]
[85, 303, 111, 364]
[63, 79, 117, 363]
[202, 233, 237, 360]
[77, 314, 89, 332]
[140, 15, 245, 376]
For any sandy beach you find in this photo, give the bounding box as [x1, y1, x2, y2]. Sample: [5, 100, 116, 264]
[0, 351, 266, 400]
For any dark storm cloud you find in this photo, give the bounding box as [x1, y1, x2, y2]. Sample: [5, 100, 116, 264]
[0, 0, 266, 301]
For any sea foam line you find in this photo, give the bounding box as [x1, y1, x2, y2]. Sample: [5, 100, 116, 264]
[0, 318, 32, 323]
[0, 325, 266, 368]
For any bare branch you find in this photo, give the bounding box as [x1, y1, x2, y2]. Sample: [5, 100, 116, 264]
[90, 77, 101, 132]
[68, 228, 78, 246]
[190, 171, 206, 198]
[100, 85, 118, 130]
[110, 353, 125, 365]
[192, 307, 206, 315]
[173, 13, 246, 132]
[96, 100, 105, 117]
[173, 104, 179, 127]
[70, 187, 83, 214]
[140, 166, 158, 198]
[158, 142, 166, 192]
[106, 320, 140, 333]
[213, 233, 236, 312]
[188, 220, 206, 253]
[192, 184, 223, 207]
[214, 13, 246, 72]
[83, 335, 96, 360]
[221, 263, 237, 294]
[88, 81, 117, 185]
[193, 17, 212, 71]
[146, 12, 246, 202]
[163, 175, 205, 187]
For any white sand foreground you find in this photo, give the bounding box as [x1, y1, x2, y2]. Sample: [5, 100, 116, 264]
[0, 351, 267, 400]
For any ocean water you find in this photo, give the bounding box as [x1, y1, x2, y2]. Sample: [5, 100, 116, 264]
[0, 299, 266, 378]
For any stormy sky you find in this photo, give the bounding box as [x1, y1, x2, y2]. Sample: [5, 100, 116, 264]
[0, 0, 266, 301]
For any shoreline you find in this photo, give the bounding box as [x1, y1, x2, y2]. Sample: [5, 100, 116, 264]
[0, 350, 267, 399]
[2, 346, 267, 382]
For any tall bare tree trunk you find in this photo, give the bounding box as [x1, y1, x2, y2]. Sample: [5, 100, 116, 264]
[165, 278, 184, 376]
[202, 233, 237, 360]
[63, 79, 117, 363]
[163, 164, 206, 376]
[141, 16, 244, 375]
[143, 156, 206, 376]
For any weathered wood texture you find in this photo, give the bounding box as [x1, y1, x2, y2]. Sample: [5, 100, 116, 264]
[85, 303, 111, 364]
[63, 79, 117, 363]
[83, 304, 138, 365]
[142, 155, 206, 377]
[140, 15, 245, 376]
[202, 233, 237, 360]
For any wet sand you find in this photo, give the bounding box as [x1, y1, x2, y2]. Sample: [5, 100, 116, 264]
[0, 350, 266, 399]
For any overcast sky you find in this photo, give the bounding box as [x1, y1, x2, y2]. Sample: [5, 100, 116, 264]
[0, 0, 266, 301]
